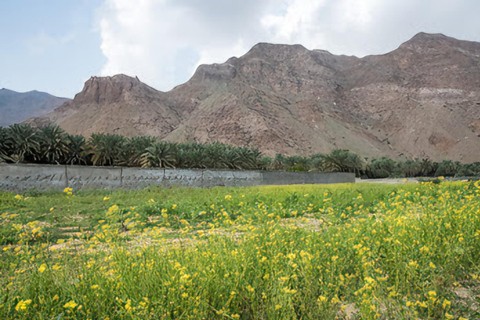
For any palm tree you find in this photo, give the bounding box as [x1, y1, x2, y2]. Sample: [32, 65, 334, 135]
[0, 127, 11, 162]
[270, 154, 287, 170]
[140, 141, 177, 168]
[400, 160, 421, 177]
[66, 134, 89, 165]
[237, 147, 263, 170]
[121, 136, 156, 167]
[419, 158, 436, 176]
[175, 143, 208, 169]
[39, 126, 69, 164]
[324, 149, 364, 176]
[204, 143, 228, 169]
[4, 124, 41, 163]
[434, 160, 457, 177]
[366, 157, 397, 178]
[308, 154, 327, 172]
[89, 134, 126, 166]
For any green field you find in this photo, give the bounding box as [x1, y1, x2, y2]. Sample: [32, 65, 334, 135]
[1, 182, 479, 319]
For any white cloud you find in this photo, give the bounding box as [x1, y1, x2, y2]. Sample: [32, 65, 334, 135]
[261, 0, 328, 48]
[97, 0, 480, 91]
[98, 0, 272, 90]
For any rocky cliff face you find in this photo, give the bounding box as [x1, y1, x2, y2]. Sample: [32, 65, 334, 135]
[30, 75, 181, 137]
[27, 33, 480, 162]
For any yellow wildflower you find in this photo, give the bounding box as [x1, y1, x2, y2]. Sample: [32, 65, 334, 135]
[63, 300, 78, 309]
[38, 263, 47, 273]
[15, 299, 32, 311]
[442, 299, 451, 309]
[125, 299, 131, 312]
[107, 204, 119, 212]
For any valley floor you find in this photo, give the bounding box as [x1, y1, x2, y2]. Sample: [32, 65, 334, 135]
[0, 182, 479, 319]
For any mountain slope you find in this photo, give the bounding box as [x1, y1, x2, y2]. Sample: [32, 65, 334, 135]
[30, 75, 181, 137]
[27, 32, 480, 162]
[0, 89, 69, 127]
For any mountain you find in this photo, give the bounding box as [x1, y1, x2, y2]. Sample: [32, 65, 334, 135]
[0, 89, 69, 127]
[27, 32, 480, 162]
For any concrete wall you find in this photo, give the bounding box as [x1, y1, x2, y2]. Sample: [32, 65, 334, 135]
[262, 171, 354, 185]
[0, 163, 355, 191]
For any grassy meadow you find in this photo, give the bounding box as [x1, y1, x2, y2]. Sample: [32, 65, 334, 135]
[0, 181, 480, 319]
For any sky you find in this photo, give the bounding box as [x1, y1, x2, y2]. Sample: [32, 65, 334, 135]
[1, 0, 480, 98]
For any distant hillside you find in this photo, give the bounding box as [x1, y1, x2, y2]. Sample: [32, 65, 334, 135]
[0, 89, 69, 127]
[27, 32, 480, 162]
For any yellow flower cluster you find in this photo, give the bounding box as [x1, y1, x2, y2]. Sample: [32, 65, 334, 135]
[2, 181, 479, 318]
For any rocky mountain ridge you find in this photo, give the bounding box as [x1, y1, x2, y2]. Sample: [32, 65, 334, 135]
[26, 32, 480, 162]
[0, 89, 69, 127]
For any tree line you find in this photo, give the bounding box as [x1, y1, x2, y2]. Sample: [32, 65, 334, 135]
[1, 124, 479, 177]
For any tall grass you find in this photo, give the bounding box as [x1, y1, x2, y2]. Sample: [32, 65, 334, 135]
[1, 182, 479, 319]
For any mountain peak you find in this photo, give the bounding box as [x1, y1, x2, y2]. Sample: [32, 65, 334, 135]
[411, 32, 448, 40]
[74, 74, 151, 104]
[245, 42, 309, 58]
[85, 74, 141, 86]
[23, 33, 480, 162]
[398, 32, 465, 51]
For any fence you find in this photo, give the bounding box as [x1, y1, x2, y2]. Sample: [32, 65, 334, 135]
[0, 163, 355, 191]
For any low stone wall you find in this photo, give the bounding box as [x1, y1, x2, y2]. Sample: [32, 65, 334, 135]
[0, 164, 355, 191]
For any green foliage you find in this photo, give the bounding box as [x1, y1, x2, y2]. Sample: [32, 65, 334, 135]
[3, 124, 41, 163]
[366, 157, 397, 178]
[140, 141, 177, 168]
[435, 160, 458, 177]
[39, 126, 69, 164]
[122, 136, 156, 167]
[65, 135, 89, 165]
[1, 124, 480, 177]
[323, 149, 364, 176]
[1, 182, 480, 319]
[89, 134, 126, 166]
[0, 127, 10, 163]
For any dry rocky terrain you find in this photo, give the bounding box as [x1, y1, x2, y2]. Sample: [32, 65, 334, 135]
[27, 32, 480, 161]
